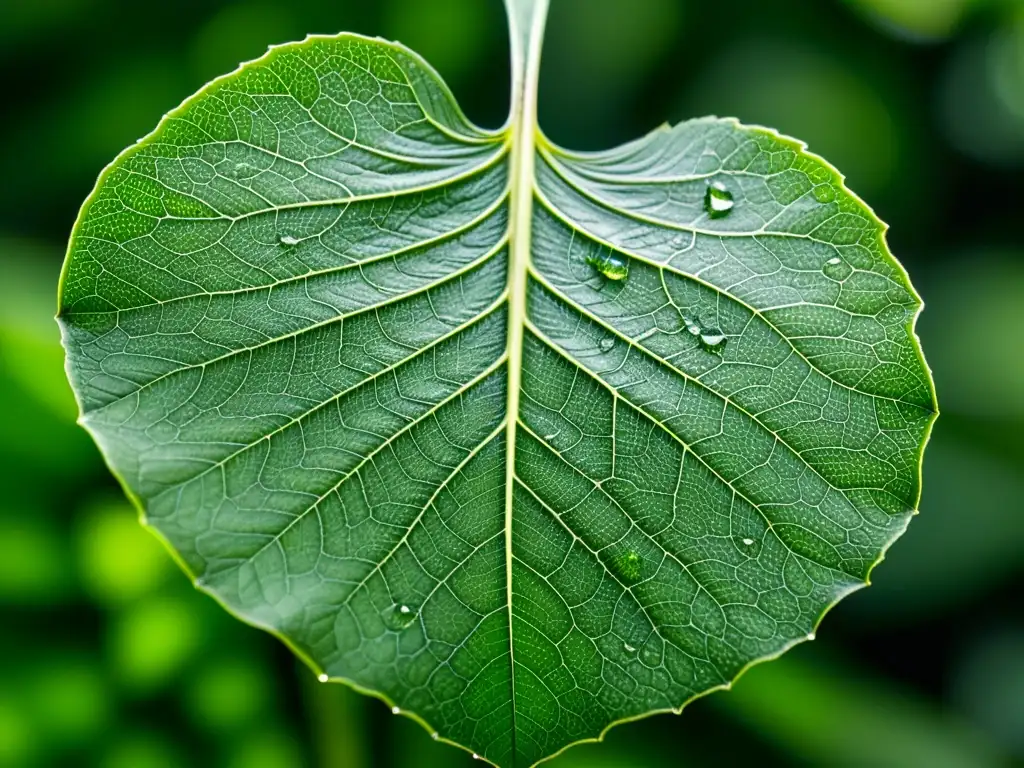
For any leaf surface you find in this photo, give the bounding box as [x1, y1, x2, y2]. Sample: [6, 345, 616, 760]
[58, 2, 936, 765]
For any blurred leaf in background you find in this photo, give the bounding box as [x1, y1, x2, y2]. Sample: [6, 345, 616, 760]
[540, 0, 683, 145]
[685, 40, 901, 196]
[382, 0, 490, 81]
[842, 0, 978, 41]
[939, 11, 1024, 166]
[188, 3, 303, 85]
[719, 650, 1005, 768]
[76, 499, 175, 607]
[0, 505, 74, 606]
[951, 626, 1024, 757]
[921, 254, 1024, 421]
[0, 241, 99, 476]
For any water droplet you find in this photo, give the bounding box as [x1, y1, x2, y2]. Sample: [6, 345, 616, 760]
[699, 331, 727, 351]
[684, 316, 727, 354]
[704, 181, 735, 218]
[599, 337, 616, 352]
[472, 754, 481, 761]
[742, 538, 755, 546]
[392, 706, 401, 715]
[624, 642, 636, 653]
[318, 673, 329, 683]
[586, 251, 629, 281]
[279, 234, 300, 246]
[431, 732, 439, 741]
[383, 603, 417, 630]
[614, 550, 642, 582]
[813, 185, 836, 204]
[806, 632, 816, 642]
[543, 432, 558, 441]
[822, 256, 853, 281]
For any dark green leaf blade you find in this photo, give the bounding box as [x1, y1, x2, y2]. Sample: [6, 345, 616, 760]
[59, 34, 518, 762]
[58, 26, 936, 768]
[516, 120, 936, 762]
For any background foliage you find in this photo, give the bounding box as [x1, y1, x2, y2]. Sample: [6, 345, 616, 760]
[0, 0, 1021, 766]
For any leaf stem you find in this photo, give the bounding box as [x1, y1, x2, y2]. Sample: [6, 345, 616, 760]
[505, 0, 550, 112]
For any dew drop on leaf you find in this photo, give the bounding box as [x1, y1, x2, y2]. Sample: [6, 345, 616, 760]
[822, 256, 853, 281]
[599, 337, 616, 352]
[586, 251, 629, 281]
[318, 673, 329, 683]
[684, 316, 727, 353]
[279, 234, 300, 246]
[742, 538, 755, 546]
[704, 180, 735, 218]
[392, 706, 401, 714]
[614, 550, 642, 582]
[699, 331, 727, 352]
[384, 603, 417, 630]
[624, 642, 636, 654]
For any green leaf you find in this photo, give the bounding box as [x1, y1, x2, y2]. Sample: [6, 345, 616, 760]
[57, 1, 937, 765]
[719, 651, 1004, 768]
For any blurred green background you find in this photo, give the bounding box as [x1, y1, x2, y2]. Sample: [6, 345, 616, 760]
[1, 0, 1022, 766]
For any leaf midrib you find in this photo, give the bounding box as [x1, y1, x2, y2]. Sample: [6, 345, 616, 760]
[503, 0, 551, 761]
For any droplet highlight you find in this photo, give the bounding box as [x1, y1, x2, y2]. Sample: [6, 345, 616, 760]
[822, 256, 853, 281]
[684, 316, 727, 354]
[392, 706, 401, 715]
[279, 234, 300, 246]
[586, 251, 629, 281]
[318, 673, 329, 683]
[624, 642, 637, 654]
[599, 337, 616, 352]
[742, 538, 755, 546]
[383, 603, 417, 630]
[699, 331, 727, 350]
[704, 181, 735, 218]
